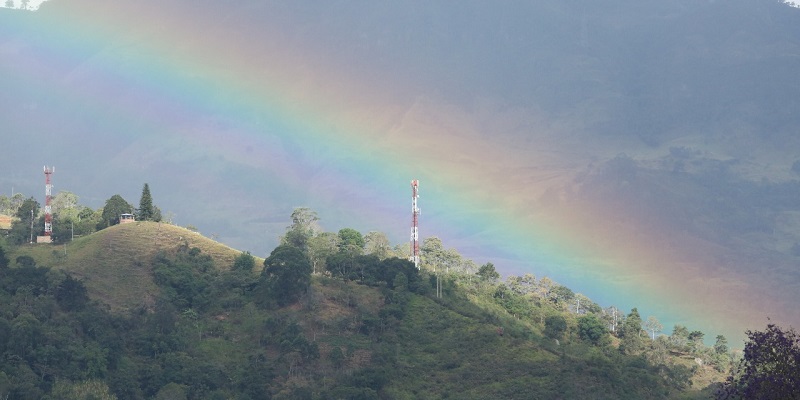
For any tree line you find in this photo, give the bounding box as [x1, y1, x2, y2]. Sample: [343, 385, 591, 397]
[0, 183, 162, 244]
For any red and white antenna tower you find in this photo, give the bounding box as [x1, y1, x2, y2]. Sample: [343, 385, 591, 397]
[410, 179, 420, 269]
[43, 166, 54, 237]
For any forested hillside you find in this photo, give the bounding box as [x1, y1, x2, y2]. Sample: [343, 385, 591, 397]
[0, 205, 740, 399]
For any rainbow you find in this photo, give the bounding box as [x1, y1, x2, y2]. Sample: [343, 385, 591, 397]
[2, 1, 794, 343]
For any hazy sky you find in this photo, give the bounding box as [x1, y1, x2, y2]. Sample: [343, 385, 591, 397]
[2, 0, 800, 343]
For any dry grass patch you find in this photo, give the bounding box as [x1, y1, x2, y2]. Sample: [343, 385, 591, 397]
[0, 214, 13, 230]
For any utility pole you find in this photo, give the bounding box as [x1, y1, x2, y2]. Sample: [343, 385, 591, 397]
[29, 209, 34, 244]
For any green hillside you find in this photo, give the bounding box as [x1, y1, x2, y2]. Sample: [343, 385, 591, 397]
[0, 219, 730, 399]
[8, 222, 251, 311]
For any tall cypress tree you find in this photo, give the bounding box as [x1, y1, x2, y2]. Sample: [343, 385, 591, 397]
[138, 183, 154, 221]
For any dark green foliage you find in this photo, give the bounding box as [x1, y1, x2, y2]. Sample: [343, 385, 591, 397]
[15, 255, 35, 268]
[98, 194, 133, 229]
[578, 314, 608, 345]
[477, 262, 500, 282]
[258, 244, 312, 307]
[137, 183, 154, 221]
[325, 250, 356, 279]
[619, 308, 644, 354]
[152, 245, 218, 310]
[2, 264, 49, 295]
[688, 330, 705, 352]
[55, 274, 89, 312]
[0, 224, 704, 398]
[7, 198, 40, 244]
[232, 251, 255, 273]
[551, 284, 575, 305]
[49, 206, 101, 242]
[14, 197, 39, 220]
[338, 227, 365, 252]
[0, 245, 8, 269]
[325, 386, 378, 400]
[714, 334, 729, 354]
[544, 314, 568, 340]
[0, 317, 10, 353]
[717, 324, 800, 399]
[326, 254, 420, 293]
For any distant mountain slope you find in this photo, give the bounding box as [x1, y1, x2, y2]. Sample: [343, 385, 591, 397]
[9, 222, 249, 310]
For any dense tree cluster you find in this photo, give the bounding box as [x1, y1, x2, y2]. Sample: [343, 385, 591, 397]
[0, 186, 164, 245]
[717, 324, 800, 399]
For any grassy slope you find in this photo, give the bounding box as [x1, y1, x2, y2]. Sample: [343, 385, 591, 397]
[8, 221, 253, 311]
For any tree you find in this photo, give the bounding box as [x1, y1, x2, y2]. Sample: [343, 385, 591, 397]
[14, 197, 39, 220]
[551, 285, 575, 306]
[578, 314, 608, 345]
[98, 195, 133, 229]
[544, 315, 567, 340]
[55, 274, 89, 312]
[420, 237, 464, 273]
[619, 308, 644, 354]
[688, 330, 705, 352]
[602, 306, 621, 334]
[644, 316, 663, 340]
[137, 183, 154, 221]
[421, 237, 446, 271]
[507, 273, 536, 295]
[670, 325, 690, 351]
[232, 251, 256, 273]
[477, 262, 499, 283]
[0, 194, 24, 217]
[15, 255, 36, 268]
[717, 324, 800, 399]
[585, 296, 602, 315]
[7, 198, 40, 244]
[0, 195, 10, 215]
[258, 245, 312, 307]
[4, 1, 14, 10]
[535, 277, 555, 299]
[307, 232, 339, 274]
[338, 228, 365, 253]
[364, 231, 392, 259]
[51, 191, 79, 220]
[714, 334, 729, 354]
[280, 207, 319, 251]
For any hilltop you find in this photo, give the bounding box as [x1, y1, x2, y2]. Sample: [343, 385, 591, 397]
[9, 221, 252, 311]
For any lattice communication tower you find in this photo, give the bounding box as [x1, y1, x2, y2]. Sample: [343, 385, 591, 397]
[43, 166, 54, 237]
[410, 179, 420, 269]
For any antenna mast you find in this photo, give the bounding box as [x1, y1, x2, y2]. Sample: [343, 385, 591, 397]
[43, 166, 54, 239]
[410, 179, 420, 269]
